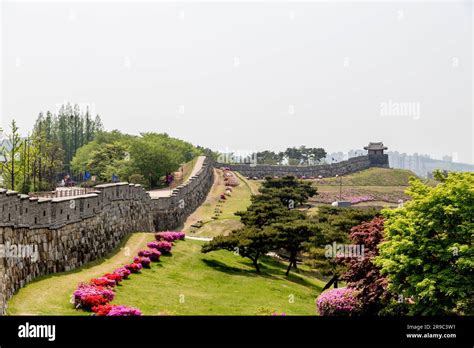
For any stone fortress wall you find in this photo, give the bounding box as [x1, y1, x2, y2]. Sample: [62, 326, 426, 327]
[0, 157, 214, 314]
[216, 154, 389, 178]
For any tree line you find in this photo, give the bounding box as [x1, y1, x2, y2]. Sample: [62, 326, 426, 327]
[70, 130, 202, 188]
[220, 146, 327, 166]
[0, 104, 103, 192]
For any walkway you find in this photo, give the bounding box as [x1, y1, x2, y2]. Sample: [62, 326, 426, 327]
[147, 156, 206, 199]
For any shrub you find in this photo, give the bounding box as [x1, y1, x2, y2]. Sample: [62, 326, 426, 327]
[91, 277, 116, 288]
[155, 231, 185, 242]
[133, 256, 151, 268]
[107, 305, 143, 316]
[73, 284, 115, 310]
[92, 304, 113, 316]
[138, 249, 152, 257]
[316, 288, 360, 316]
[147, 241, 172, 254]
[149, 249, 161, 262]
[103, 273, 123, 284]
[114, 267, 131, 279]
[124, 262, 142, 273]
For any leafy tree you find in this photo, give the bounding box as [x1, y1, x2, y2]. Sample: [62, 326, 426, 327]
[255, 150, 281, 165]
[306, 206, 380, 290]
[342, 216, 391, 315]
[0, 120, 22, 190]
[71, 131, 200, 189]
[375, 173, 474, 315]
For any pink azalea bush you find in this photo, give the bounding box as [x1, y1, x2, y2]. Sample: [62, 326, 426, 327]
[155, 231, 185, 242]
[149, 249, 161, 261]
[124, 262, 143, 273]
[133, 256, 151, 268]
[114, 267, 131, 279]
[316, 287, 361, 316]
[73, 283, 115, 309]
[138, 249, 152, 257]
[107, 305, 143, 316]
[147, 241, 172, 254]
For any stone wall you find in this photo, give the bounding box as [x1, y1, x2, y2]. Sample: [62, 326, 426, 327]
[216, 154, 389, 178]
[0, 157, 214, 314]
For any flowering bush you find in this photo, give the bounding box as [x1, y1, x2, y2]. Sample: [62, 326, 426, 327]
[124, 262, 143, 273]
[91, 277, 116, 288]
[138, 249, 152, 257]
[133, 256, 151, 268]
[73, 283, 115, 309]
[114, 267, 131, 279]
[92, 304, 113, 316]
[147, 241, 172, 254]
[103, 273, 123, 284]
[155, 231, 185, 242]
[316, 288, 360, 316]
[107, 305, 143, 316]
[149, 249, 161, 262]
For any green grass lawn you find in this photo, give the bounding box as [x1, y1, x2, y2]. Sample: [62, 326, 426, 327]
[8, 237, 323, 315]
[314, 167, 416, 186]
[111, 239, 323, 315]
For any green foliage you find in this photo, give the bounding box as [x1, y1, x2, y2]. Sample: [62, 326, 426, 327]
[270, 220, 320, 276]
[305, 206, 380, 288]
[33, 104, 103, 174]
[259, 175, 317, 207]
[128, 173, 147, 186]
[375, 172, 474, 315]
[203, 176, 317, 273]
[0, 120, 22, 190]
[71, 131, 200, 188]
[202, 227, 276, 273]
[236, 197, 303, 230]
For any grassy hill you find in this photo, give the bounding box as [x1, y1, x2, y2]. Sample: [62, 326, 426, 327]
[315, 167, 418, 186]
[308, 168, 419, 207]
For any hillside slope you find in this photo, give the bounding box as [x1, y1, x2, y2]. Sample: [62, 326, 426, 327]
[316, 167, 417, 186]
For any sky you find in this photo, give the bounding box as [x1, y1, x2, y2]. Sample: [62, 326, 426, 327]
[1, 1, 472, 163]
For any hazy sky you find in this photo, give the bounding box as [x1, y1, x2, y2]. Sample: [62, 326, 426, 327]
[1, 1, 472, 163]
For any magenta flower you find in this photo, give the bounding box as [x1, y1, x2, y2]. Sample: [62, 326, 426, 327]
[316, 287, 360, 316]
[106, 305, 143, 316]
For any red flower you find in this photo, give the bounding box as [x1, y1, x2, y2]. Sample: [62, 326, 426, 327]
[92, 304, 113, 316]
[81, 294, 109, 309]
[103, 273, 122, 284]
[91, 277, 116, 287]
